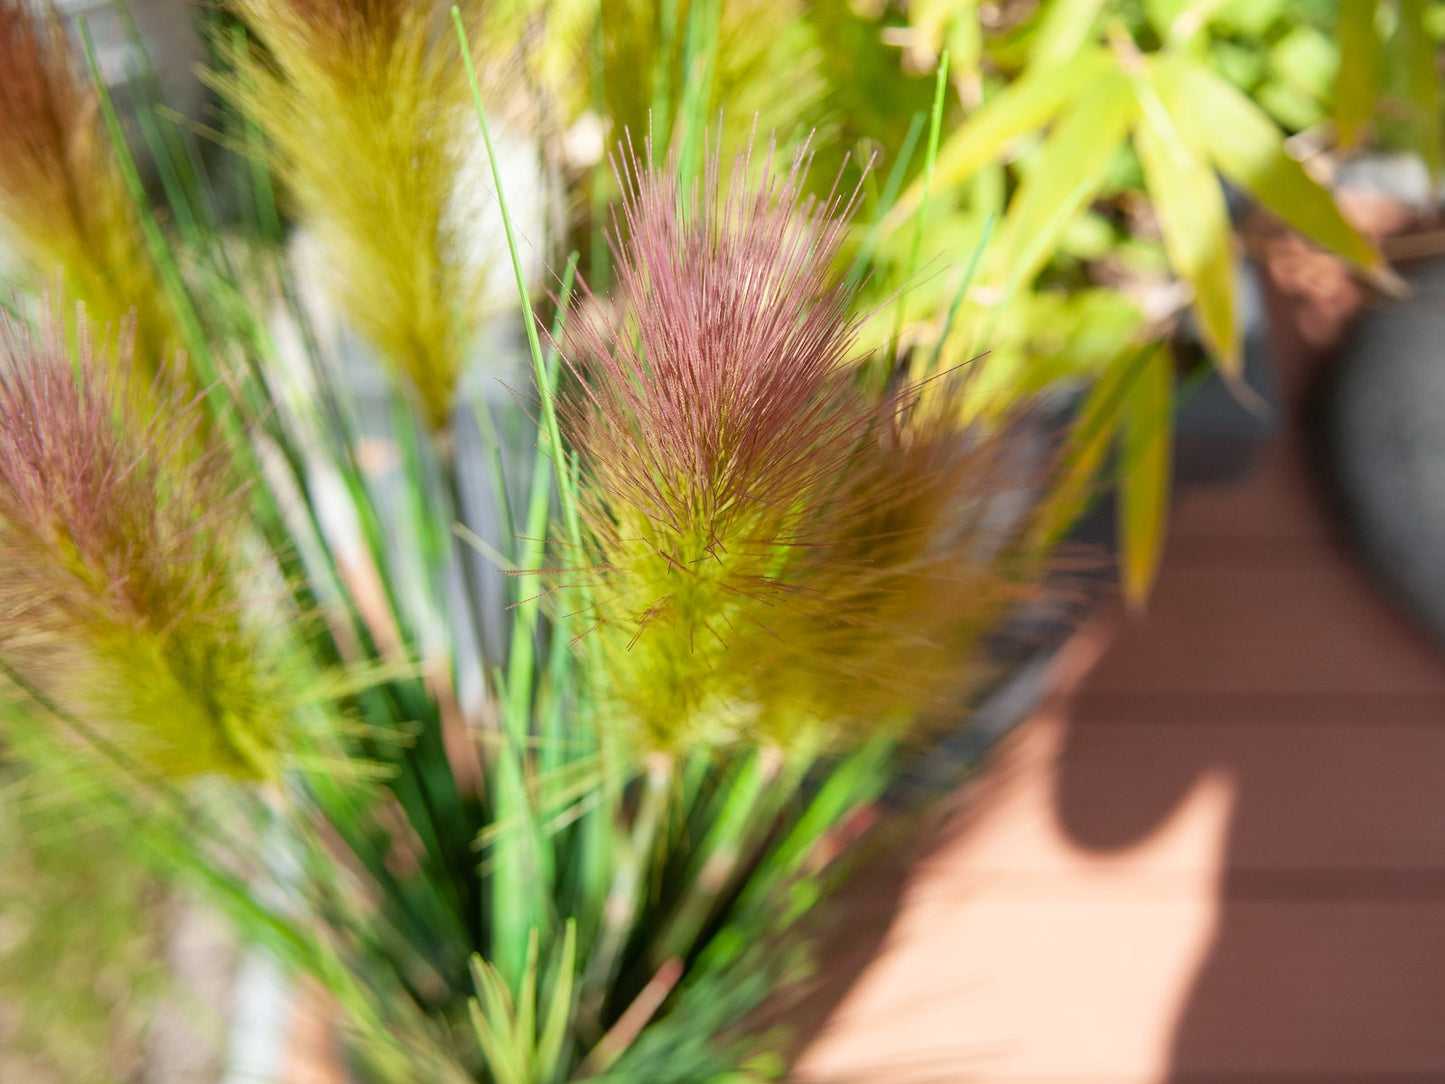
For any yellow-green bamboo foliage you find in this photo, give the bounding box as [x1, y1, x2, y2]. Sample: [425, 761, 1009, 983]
[216, 0, 488, 429]
[0, 313, 284, 779]
[0, 0, 175, 367]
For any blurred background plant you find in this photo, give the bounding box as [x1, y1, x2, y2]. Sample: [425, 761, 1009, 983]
[0, 792, 169, 1084]
[873, 0, 1441, 602]
[0, 0, 1438, 1081]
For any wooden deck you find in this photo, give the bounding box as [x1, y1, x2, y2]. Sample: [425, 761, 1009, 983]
[796, 271, 1445, 1081]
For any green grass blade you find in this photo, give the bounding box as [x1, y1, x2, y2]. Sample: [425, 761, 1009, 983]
[537, 918, 578, 1082]
[845, 110, 925, 286]
[896, 49, 951, 379]
[925, 211, 994, 377]
[453, 8, 578, 552]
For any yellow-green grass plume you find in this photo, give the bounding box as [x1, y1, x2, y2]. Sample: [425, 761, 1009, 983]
[0, 0, 175, 364]
[555, 141, 1028, 759]
[0, 309, 285, 779]
[215, 0, 500, 430]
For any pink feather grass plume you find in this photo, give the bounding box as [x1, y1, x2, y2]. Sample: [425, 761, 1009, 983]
[0, 309, 285, 780]
[555, 140, 1031, 757]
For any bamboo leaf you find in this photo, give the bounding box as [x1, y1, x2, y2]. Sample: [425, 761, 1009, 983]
[1335, 0, 1381, 148]
[889, 48, 1113, 225]
[1028, 346, 1153, 557]
[1159, 59, 1387, 277]
[1399, 0, 1443, 179]
[1118, 344, 1175, 608]
[993, 67, 1135, 295]
[1133, 67, 1239, 376]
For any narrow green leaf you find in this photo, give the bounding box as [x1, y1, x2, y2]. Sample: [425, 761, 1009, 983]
[537, 919, 578, 1082]
[578, 762, 668, 1015]
[1399, 0, 1443, 178]
[738, 735, 892, 903]
[77, 20, 219, 394]
[1028, 346, 1153, 557]
[1334, 0, 1380, 148]
[453, 9, 564, 993]
[889, 48, 1113, 225]
[845, 110, 925, 285]
[452, 8, 576, 553]
[1132, 67, 1238, 376]
[674, 0, 722, 187]
[231, 24, 281, 245]
[111, 0, 204, 246]
[896, 49, 952, 377]
[654, 750, 773, 962]
[651, 0, 680, 161]
[488, 744, 549, 994]
[589, 17, 611, 291]
[1118, 344, 1174, 608]
[1159, 59, 1387, 277]
[469, 991, 522, 1084]
[517, 929, 541, 1074]
[471, 954, 527, 1084]
[993, 67, 1135, 295]
[927, 211, 995, 376]
[512, 259, 577, 685]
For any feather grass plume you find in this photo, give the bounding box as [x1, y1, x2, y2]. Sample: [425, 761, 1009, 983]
[557, 142, 1026, 757]
[0, 0, 174, 360]
[214, 0, 494, 429]
[0, 309, 283, 779]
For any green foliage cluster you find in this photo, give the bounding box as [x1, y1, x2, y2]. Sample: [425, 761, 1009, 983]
[876, 0, 1440, 599]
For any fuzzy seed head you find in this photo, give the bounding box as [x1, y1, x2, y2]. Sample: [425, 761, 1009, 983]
[215, 0, 489, 429]
[0, 311, 282, 778]
[557, 143, 1026, 756]
[0, 1, 174, 360]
